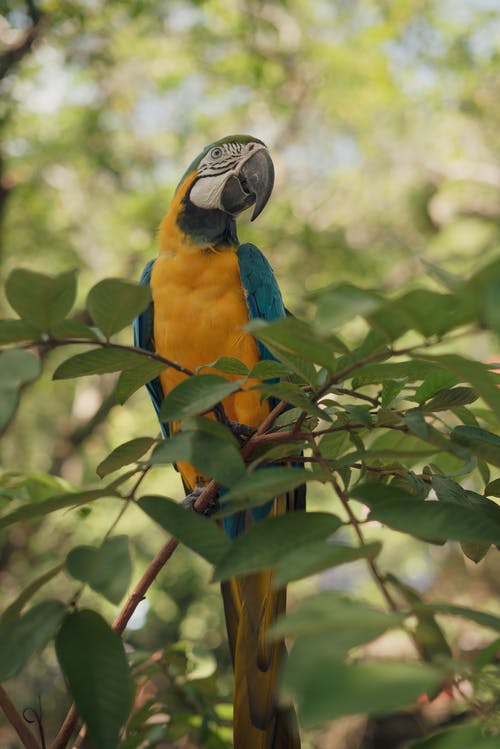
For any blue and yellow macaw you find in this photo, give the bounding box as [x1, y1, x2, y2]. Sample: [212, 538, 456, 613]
[134, 135, 302, 748]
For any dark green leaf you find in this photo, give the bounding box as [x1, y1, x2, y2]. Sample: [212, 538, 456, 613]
[317, 430, 351, 460]
[212, 511, 343, 581]
[419, 603, 500, 632]
[0, 600, 66, 681]
[353, 484, 500, 545]
[421, 354, 500, 421]
[56, 609, 134, 749]
[53, 347, 150, 379]
[5, 269, 77, 331]
[87, 278, 151, 338]
[149, 430, 245, 486]
[0, 319, 39, 344]
[483, 279, 500, 334]
[138, 496, 229, 565]
[249, 359, 294, 380]
[381, 379, 407, 407]
[218, 467, 319, 510]
[413, 370, 458, 403]
[423, 387, 478, 412]
[255, 382, 328, 421]
[115, 360, 167, 404]
[50, 319, 100, 340]
[352, 360, 445, 386]
[485, 478, 500, 498]
[273, 540, 382, 587]
[66, 536, 132, 605]
[97, 437, 157, 478]
[271, 591, 404, 640]
[283, 651, 441, 727]
[451, 426, 500, 468]
[159, 374, 244, 421]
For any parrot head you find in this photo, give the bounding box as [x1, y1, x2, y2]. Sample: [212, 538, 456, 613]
[168, 135, 274, 248]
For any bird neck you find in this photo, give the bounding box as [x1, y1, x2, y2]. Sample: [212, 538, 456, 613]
[159, 171, 238, 255]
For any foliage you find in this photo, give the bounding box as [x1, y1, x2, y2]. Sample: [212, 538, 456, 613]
[0, 260, 500, 747]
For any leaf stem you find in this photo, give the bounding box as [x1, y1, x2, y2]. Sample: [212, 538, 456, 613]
[0, 686, 41, 749]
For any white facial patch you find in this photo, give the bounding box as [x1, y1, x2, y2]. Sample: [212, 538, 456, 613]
[189, 141, 264, 211]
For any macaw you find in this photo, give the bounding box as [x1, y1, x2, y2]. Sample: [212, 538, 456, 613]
[134, 135, 303, 749]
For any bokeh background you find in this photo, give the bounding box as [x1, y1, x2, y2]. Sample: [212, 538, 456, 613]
[1, 1, 500, 746]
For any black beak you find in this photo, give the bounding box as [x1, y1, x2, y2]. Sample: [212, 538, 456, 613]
[220, 148, 275, 220]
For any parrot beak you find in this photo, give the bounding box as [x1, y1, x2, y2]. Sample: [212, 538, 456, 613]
[220, 147, 275, 220]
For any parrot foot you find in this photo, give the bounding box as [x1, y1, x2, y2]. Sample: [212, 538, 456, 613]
[182, 487, 219, 516]
[213, 405, 256, 440]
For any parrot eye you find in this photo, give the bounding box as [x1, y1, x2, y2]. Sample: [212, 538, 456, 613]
[210, 147, 223, 159]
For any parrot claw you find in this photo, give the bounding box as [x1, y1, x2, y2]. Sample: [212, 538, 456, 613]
[182, 487, 219, 516]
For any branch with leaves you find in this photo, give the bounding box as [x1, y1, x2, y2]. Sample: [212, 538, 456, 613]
[1, 259, 500, 748]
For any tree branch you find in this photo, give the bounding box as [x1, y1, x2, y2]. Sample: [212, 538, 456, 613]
[0, 686, 41, 749]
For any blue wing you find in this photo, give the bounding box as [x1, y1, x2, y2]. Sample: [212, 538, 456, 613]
[133, 259, 169, 438]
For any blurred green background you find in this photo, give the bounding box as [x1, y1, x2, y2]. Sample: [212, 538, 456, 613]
[1, 1, 500, 746]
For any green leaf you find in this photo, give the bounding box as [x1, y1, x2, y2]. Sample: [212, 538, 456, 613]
[271, 591, 404, 640]
[138, 496, 229, 565]
[218, 467, 317, 510]
[249, 316, 340, 369]
[273, 540, 382, 587]
[421, 354, 500, 422]
[0, 349, 42, 431]
[212, 511, 343, 581]
[149, 430, 245, 486]
[483, 279, 500, 334]
[255, 382, 329, 421]
[115, 359, 168, 404]
[1, 563, 65, 624]
[317, 430, 351, 460]
[423, 387, 478, 412]
[485, 478, 500, 498]
[159, 374, 244, 421]
[0, 486, 121, 530]
[352, 484, 500, 545]
[0, 319, 39, 344]
[53, 347, 151, 379]
[352, 359, 445, 386]
[66, 536, 132, 605]
[249, 359, 294, 380]
[200, 356, 249, 376]
[5, 268, 77, 331]
[87, 278, 151, 339]
[283, 650, 441, 727]
[408, 721, 500, 748]
[97, 437, 157, 478]
[417, 603, 500, 633]
[0, 600, 66, 681]
[49, 318, 100, 340]
[413, 370, 458, 403]
[55, 609, 134, 749]
[313, 282, 382, 331]
[451, 426, 500, 468]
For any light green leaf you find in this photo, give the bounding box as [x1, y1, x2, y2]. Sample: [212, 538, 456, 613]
[283, 648, 441, 727]
[0, 600, 66, 681]
[87, 278, 151, 339]
[413, 370, 458, 403]
[200, 356, 249, 376]
[5, 268, 77, 331]
[66, 536, 132, 605]
[249, 359, 294, 380]
[212, 512, 343, 581]
[97, 437, 157, 478]
[53, 347, 152, 379]
[149, 430, 245, 486]
[138, 495, 229, 565]
[255, 382, 329, 421]
[56, 610, 134, 749]
[273, 540, 382, 587]
[409, 721, 500, 748]
[159, 374, 244, 421]
[0, 349, 42, 431]
[1, 564, 65, 624]
[313, 282, 382, 331]
[249, 316, 340, 369]
[271, 591, 404, 640]
[417, 602, 500, 633]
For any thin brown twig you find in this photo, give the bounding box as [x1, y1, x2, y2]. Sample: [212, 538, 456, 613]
[0, 686, 41, 749]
